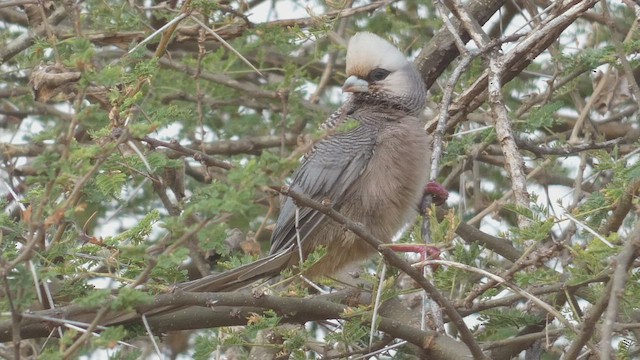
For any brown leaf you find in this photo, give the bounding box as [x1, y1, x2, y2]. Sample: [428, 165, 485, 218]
[22, 2, 56, 27]
[30, 64, 81, 103]
[44, 209, 65, 229]
[591, 68, 632, 114]
[246, 313, 261, 325]
[22, 205, 32, 225]
[240, 238, 262, 256]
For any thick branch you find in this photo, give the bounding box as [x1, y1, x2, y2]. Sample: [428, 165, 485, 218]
[141, 136, 233, 170]
[0, 289, 472, 359]
[425, 0, 599, 133]
[416, 0, 506, 89]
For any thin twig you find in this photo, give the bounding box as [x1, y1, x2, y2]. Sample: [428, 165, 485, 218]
[127, 13, 188, 55]
[600, 0, 640, 109]
[599, 222, 640, 360]
[280, 188, 489, 360]
[189, 15, 263, 77]
[369, 262, 386, 348]
[142, 315, 163, 358]
[467, 159, 551, 226]
[560, 210, 614, 248]
[564, 280, 613, 359]
[420, 259, 576, 335]
[62, 307, 110, 359]
[140, 136, 233, 170]
[0, 5, 67, 65]
[1, 274, 20, 359]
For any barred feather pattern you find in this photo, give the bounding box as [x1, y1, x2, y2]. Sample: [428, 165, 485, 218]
[103, 32, 431, 326]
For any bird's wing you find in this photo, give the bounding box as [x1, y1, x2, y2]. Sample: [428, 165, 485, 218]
[269, 123, 377, 255]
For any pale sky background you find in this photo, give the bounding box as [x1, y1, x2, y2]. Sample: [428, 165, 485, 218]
[0, 1, 631, 359]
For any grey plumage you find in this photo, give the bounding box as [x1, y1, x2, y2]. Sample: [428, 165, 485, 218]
[104, 32, 430, 326]
[180, 32, 430, 292]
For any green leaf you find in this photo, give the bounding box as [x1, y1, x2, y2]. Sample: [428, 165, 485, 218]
[111, 287, 154, 311]
[521, 101, 563, 131]
[194, 331, 218, 360]
[110, 210, 160, 245]
[95, 171, 127, 198]
[74, 289, 110, 307]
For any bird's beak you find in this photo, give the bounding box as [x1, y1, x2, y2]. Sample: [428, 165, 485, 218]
[342, 75, 369, 93]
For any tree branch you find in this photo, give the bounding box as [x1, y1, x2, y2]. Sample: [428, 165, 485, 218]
[279, 188, 489, 360]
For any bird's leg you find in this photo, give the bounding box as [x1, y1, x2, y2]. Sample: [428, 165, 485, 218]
[387, 180, 449, 270]
[385, 244, 441, 270]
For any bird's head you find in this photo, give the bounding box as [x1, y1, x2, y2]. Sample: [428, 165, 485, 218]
[343, 32, 426, 116]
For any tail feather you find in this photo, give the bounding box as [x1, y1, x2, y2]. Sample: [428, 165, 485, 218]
[179, 252, 292, 292]
[102, 251, 294, 326]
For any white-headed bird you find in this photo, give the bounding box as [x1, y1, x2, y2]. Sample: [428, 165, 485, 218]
[181, 32, 431, 292]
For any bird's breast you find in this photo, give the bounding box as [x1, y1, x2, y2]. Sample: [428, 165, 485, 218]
[351, 116, 430, 242]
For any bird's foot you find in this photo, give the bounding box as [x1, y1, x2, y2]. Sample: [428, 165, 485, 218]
[423, 180, 449, 207]
[387, 244, 441, 270]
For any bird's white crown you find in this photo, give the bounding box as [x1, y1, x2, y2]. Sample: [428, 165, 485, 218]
[345, 32, 408, 76]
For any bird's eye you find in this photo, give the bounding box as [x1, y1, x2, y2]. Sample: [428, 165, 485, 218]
[368, 68, 390, 82]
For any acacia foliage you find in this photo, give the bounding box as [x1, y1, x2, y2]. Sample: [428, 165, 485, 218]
[0, 0, 640, 359]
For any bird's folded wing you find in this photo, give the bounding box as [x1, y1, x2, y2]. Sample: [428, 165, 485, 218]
[269, 124, 377, 255]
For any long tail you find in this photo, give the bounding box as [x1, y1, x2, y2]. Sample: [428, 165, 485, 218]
[103, 252, 293, 326]
[179, 251, 292, 292]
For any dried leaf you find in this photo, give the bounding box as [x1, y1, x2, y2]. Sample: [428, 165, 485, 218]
[30, 64, 81, 102]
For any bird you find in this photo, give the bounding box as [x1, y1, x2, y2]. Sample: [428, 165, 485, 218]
[178, 32, 431, 293]
[100, 32, 435, 327]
